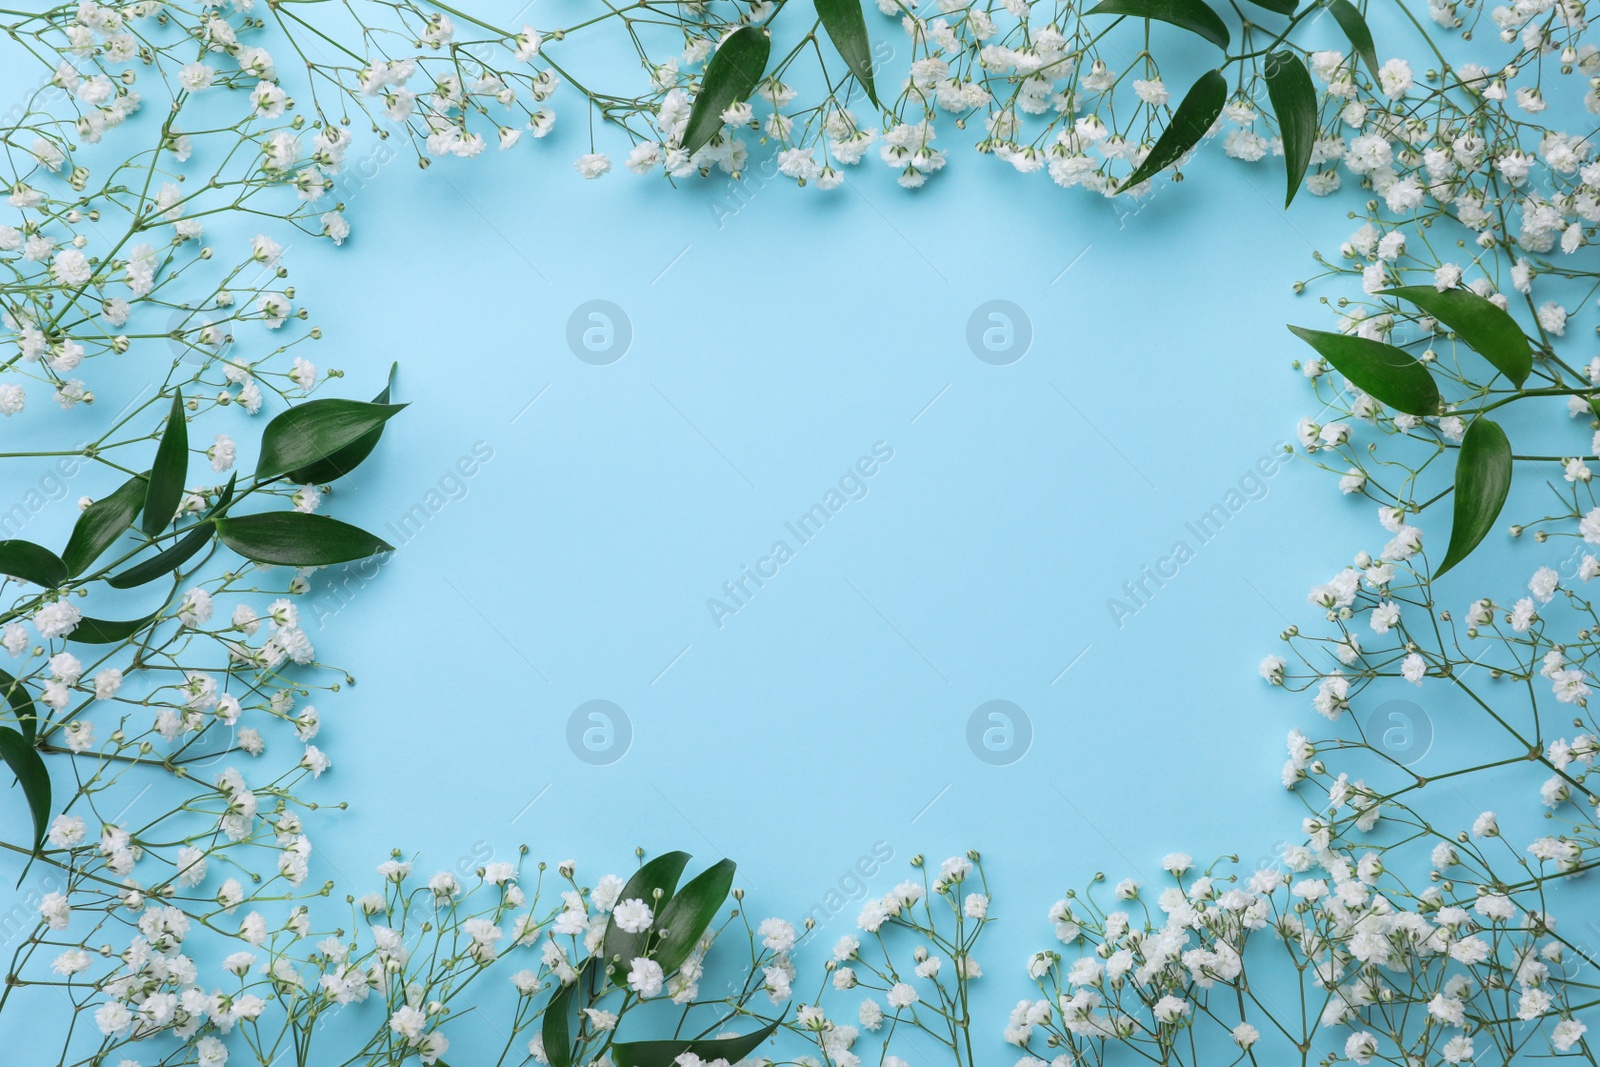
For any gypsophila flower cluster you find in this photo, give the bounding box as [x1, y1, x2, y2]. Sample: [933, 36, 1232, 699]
[797, 852, 991, 1067]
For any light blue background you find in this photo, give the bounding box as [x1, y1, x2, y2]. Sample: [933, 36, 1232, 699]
[0, 4, 1528, 1058]
[291, 93, 1363, 957]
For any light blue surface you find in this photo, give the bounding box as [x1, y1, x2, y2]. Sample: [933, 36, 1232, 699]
[0, 5, 1435, 1057]
[282, 86, 1363, 969]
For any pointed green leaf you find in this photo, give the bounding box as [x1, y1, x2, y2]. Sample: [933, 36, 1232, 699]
[0, 726, 49, 852]
[683, 28, 771, 157]
[603, 851, 691, 987]
[68, 611, 162, 644]
[1119, 69, 1227, 191]
[215, 512, 392, 568]
[1085, 0, 1230, 49]
[107, 475, 234, 590]
[0, 669, 38, 745]
[1265, 51, 1317, 207]
[1437, 418, 1513, 577]
[1288, 326, 1440, 415]
[816, 0, 879, 108]
[61, 472, 147, 577]
[1328, 0, 1379, 81]
[106, 522, 214, 589]
[142, 390, 188, 537]
[255, 399, 407, 481]
[288, 367, 399, 484]
[612, 1017, 784, 1067]
[1380, 286, 1533, 387]
[542, 960, 587, 1067]
[653, 859, 736, 974]
[0, 540, 68, 589]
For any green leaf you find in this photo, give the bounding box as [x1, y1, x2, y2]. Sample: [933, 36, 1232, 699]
[107, 475, 235, 590]
[1265, 51, 1316, 207]
[0, 540, 68, 589]
[1380, 286, 1533, 387]
[1287, 326, 1440, 416]
[815, 0, 879, 108]
[142, 390, 188, 537]
[61, 472, 147, 577]
[1328, 0, 1379, 81]
[542, 961, 587, 1067]
[1085, 0, 1230, 50]
[603, 851, 691, 987]
[1244, 0, 1296, 13]
[1119, 69, 1226, 192]
[288, 367, 399, 484]
[652, 859, 736, 974]
[0, 669, 38, 746]
[68, 611, 162, 644]
[255, 399, 407, 481]
[1437, 418, 1513, 577]
[612, 1017, 784, 1067]
[214, 512, 392, 567]
[106, 523, 213, 589]
[683, 28, 772, 157]
[0, 726, 49, 852]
